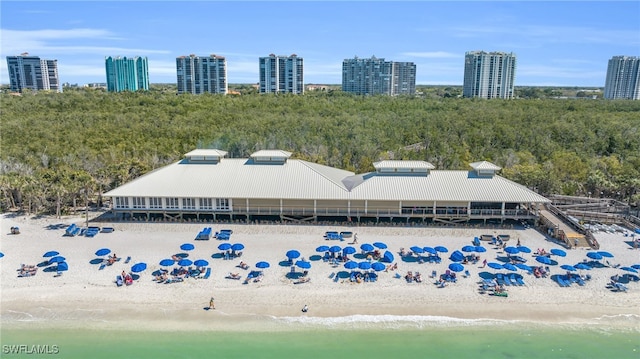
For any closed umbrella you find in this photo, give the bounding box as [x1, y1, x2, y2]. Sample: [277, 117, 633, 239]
[286, 250, 301, 259]
[131, 262, 147, 273]
[255, 261, 270, 269]
[360, 243, 374, 252]
[180, 243, 195, 251]
[194, 259, 209, 267]
[449, 263, 464, 272]
[373, 242, 387, 249]
[95, 248, 111, 256]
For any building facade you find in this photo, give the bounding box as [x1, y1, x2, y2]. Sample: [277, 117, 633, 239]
[463, 51, 516, 99]
[604, 56, 640, 100]
[259, 54, 304, 94]
[176, 54, 228, 95]
[6, 53, 60, 92]
[105, 56, 149, 92]
[342, 56, 416, 96]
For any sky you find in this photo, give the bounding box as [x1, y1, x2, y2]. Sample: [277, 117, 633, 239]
[1, 1, 639, 87]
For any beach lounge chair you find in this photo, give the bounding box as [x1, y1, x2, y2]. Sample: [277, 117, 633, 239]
[201, 267, 211, 279]
[615, 283, 628, 292]
[294, 277, 310, 284]
[495, 274, 506, 286]
[115, 275, 123, 287]
[99, 262, 106, 270]
[124, 256, 131, 264]
[226, 272, 241, 280]
[464, 270, 471, 278]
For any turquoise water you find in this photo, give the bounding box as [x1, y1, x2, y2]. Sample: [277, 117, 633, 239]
[2, 323, 639, 359]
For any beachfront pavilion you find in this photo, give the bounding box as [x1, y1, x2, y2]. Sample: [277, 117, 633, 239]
[103, 149, 551, 224]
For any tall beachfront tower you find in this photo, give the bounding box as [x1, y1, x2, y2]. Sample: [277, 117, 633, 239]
[604, 56, 640, 100]
[342, 56, 416, 96]
[259, 54, 304, 94]
[105, 56, 149, 92]
[6, 53, 60, 92]
[463, 51, 516, 99]
[176, 54, 228, 95]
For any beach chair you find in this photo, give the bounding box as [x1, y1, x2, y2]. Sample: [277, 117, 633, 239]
[464, 270, 471, 278]
[202, 267, 211, 279]
[99, 262, 106, 270]
[115, 275, 123, 287]
[615, 283, 628, 292]
[495, 274, 506, 286]
[124, 256, 131, 264]
[515, 275, 525, 286]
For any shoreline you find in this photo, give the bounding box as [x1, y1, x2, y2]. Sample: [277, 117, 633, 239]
[2, 213, 639, 333]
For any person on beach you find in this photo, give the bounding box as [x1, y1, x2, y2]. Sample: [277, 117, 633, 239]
[302, 304, 308, 313]
[353, 233, 358, 244]
[209, 297, 215, 310]
[482, 259, 487, 268]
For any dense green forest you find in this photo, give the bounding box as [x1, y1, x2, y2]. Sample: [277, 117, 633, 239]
[1, 88, 639, 215]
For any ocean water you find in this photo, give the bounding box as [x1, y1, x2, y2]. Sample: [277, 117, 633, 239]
[2, 315, 639, 359]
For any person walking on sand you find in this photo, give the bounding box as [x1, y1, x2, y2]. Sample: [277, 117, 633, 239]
[482, 259, 487, 268]
[302, 304, 308, 313]
[209, 297, 215, 310]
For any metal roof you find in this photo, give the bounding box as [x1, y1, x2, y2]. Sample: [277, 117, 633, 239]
[104, 156, 549, 204]
[373, 160, 435, 170]
[250, 150, 292, 158]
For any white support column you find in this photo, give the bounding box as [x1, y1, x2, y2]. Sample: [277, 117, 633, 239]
[501, 202, 506, 216]
[365, 200, 368, 215]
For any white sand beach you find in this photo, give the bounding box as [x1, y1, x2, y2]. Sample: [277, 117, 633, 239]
[1, 213, 639, 331]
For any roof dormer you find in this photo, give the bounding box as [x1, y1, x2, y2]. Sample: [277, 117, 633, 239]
[373, 160, 435, 175]
[250, 150, 292, 164]
[184, 149, 227, 164]
[469, 161, 501, 177]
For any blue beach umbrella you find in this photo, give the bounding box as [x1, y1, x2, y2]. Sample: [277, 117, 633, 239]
[316, 245, 330, 253]
[178, 259, 193, 267]
[159, 259, 175, 267]
[344, 261, 358, 270]
[515, 263, 532, 272]
[286, 250, 301, 259]
[218, 243, 232, 251]
[561, 264, 577, 272]
[358, 261, 372, 270]
[56, 262, 69, 272]
[574, 263, 591, 270]
[0, 252, 4, 258]
[328, 246, 342, 253]
[423, 246, 437, 255]
[180, 243, 195, 251]
[255, 261, 270, 269]
[371, 262, 386, 271]
[620, 266, 638, 274]
[502, 263, 518, 272]
[410, 246, 425, 254]
[360, 243, 374, 252]
[536, 256, 552, 265]
[517, 246, 531, 254]
[49, 256, 66, 264]
[435, 246, 448, 253]
[550, 248, 566, 257]
[95, 248, 111, 257]
[597, 251, 614, 258]
[382, 251, 394, 263]
[373, 242, 387, 249]
[461, 245, 476, 253]
[342, 246, 356, 255]
[632, 264, 640, 270]
[449, 250, 464, 262]
[231, 243, 245, 251]
[131, 262, 147, 273]
[488, 262, 504, 270]
[295, 260, 311, 269]
[449, 263, 464, 272]
[504, 246, 520, 255]
[194, 259, 209, 267]
[474, 246, 487, 253]
[586, 252, 603, 260]
[43, 251, 59, 258]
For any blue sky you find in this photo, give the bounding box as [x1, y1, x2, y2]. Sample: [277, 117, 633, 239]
[1, 1, 638, 86]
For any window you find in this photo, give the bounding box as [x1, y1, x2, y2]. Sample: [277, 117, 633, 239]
[183, 198, 195, 210]
[149, 197, 162, 209]
[199, 198, 213, 210]
[216, 198, 230, 211]
[132, 197, 146, 209]
[166, 197, 179, 209]
[115, 197, 129, 209]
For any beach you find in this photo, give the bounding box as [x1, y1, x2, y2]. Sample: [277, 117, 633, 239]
[1, 213, 639, 357]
